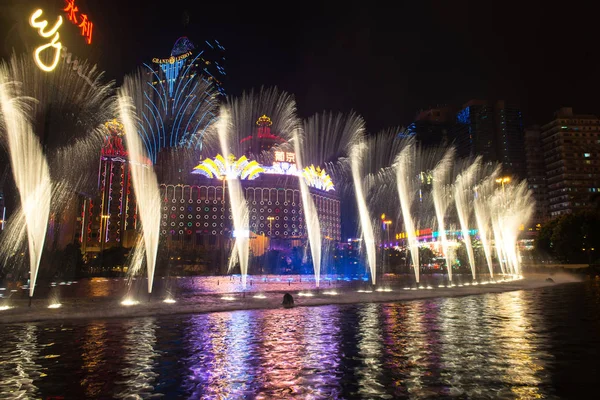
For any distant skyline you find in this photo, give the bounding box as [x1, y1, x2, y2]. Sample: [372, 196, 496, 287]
[1, 0, 599, 132]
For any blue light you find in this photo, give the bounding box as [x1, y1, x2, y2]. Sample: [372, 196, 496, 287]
[457, 107, 470, 124]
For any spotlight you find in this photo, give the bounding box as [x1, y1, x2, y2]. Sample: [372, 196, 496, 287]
[48, 303, 61, 309]
[121, 298, 139, 306]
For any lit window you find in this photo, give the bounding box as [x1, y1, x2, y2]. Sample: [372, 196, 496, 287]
[584, 153, 591, 157]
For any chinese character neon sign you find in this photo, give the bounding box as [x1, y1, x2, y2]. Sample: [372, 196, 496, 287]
[63, 0, 93, 44]
[29, 9, 63, 72]
[273, 151, 296, 165]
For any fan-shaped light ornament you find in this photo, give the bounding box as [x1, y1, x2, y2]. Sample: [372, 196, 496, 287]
[303, 165, 335, 192]
[192, 154, 265, 180]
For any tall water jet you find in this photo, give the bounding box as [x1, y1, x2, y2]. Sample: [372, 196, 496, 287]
[473, 168, 500, 278]
[216, 107, 250, 289]
[350, 142, 377, 284]
[489, 199, 507, 275]
[493, 181, 534, 276]
[0, 68, 51, 300]
[395, 144, 420, 284]
[293, 129, 322, 286]
[117, 86, 161, 294]
[299, 111, 365, 285]
[432, 149, 455, 282]
[453, 158, 481, 279]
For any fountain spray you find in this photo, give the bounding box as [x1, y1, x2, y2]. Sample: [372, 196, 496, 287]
[0, 68, 51, 303]
[395, 144, 420, 284]
[216, 107, 250, 289]
[453, 158, 481, 280]
[350, 142, 377, 284]
[117, 88, 161, 294]
[432, 149, 455, 282]
[293, 129, 322, 287]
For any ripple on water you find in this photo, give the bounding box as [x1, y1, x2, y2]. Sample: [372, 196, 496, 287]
[0, 281, 598, 399]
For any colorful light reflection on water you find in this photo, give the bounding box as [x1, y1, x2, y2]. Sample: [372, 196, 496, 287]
[0, 281, 599, 398]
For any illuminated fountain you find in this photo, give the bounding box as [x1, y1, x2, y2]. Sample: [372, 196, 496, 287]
[118, 82, 161, 294]
[350, 142, 377, 284]
[395, 143, 420, 284]
[453, 158, 481, 280]
[432, 149, 455, 282]
[0, 67, 51, 302]
[491, 181, 534, 277]
[293, 130, 322, 286]
[216, 108, 250, 289]
[473, 167, 500, 279]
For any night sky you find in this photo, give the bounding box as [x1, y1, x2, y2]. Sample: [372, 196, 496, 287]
[3, 0, 599, 132]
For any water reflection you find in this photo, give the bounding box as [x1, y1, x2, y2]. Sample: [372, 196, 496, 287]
[355, 303, 386, 397]
[114, 318, 159, 399]
[257, 309, 305, 398]
[0, 283, 596, 399]
[301, 306, 342, 398]
[183, 311, 258, 398]
[494, 291, 550, 399]
[0, 325, 41, 399]
[80, 322, 109, 398]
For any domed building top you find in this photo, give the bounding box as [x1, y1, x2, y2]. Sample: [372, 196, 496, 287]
[101, 119, 128, 158]
[256, 114, 273, 127]
[171, 36, 196, 57]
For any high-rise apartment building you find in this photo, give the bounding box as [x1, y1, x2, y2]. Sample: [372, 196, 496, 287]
[453, 100, 526, 178]
[524, 126, 547, 225]
[541, 108, 600, 217]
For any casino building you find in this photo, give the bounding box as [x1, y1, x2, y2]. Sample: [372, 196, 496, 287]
[160, 115, 341, 255]
[79, 115, 341, 272]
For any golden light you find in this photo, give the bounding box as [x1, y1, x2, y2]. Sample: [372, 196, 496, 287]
[121, 298, 139, 306]
[495, 177, 511, 184]
[48, 303, 62, 309]
[29, 9, 63, 72]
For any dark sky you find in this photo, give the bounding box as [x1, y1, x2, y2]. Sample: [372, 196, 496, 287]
[3, 0, 600, 131]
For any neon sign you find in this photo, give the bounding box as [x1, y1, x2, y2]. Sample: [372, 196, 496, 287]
[63, 0, 93, 44]
[274, 151, 296, 164]
[29, 9, 63, 72]
[152, 52, 193, 64]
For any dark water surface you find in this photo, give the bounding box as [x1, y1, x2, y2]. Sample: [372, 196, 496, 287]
[1, 279, 598, 399]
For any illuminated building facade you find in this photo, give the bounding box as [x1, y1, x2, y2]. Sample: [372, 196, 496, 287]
[78, 120, 139, 253]
[160, 115, 341, 254]
[541, 108, 600, 217]
[141, 36, 218, 163]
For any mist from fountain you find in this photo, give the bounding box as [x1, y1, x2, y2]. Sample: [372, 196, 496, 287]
[350, 142, 377, 284]
[432, 149, 455, 282]
[395, 144, 420, 284]
[0, 68, 51, 298]
[453, 157, 481, 279]
[117, 87, 161, 294]
[216, 108, 250, 289]
[491, 181, 534, 277]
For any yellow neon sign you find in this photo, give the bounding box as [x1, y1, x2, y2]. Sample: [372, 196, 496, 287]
[29, 9, 63, 72]
[152, 52, 193, 64]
